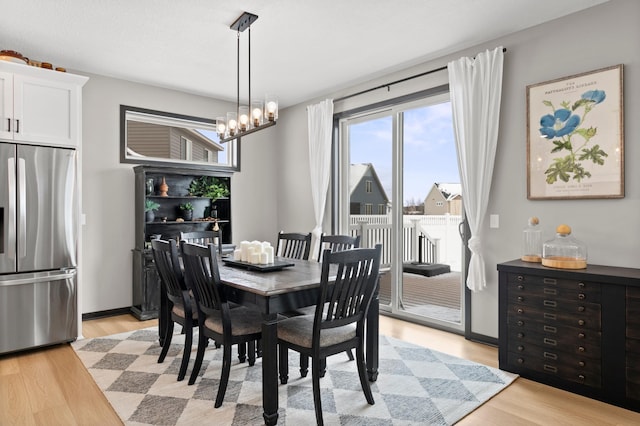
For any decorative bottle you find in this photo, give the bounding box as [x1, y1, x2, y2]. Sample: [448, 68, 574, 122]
[521, 216, 542, 263]
[159, 177, 168, 197]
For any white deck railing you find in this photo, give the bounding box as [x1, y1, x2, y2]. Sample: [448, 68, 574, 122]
[349, 214, 463, 271]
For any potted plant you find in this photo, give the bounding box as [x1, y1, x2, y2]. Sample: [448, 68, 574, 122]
[145, 199, 160, 222]
[179, 202, 194, 221]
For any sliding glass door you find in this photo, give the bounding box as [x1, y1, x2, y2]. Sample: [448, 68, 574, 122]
[338, 94, 465, 332]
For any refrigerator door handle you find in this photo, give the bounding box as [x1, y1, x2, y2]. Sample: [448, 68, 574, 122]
[17, 158, 26, 259]
[0, 270, 76, 287]
[7, 157, 16, 260]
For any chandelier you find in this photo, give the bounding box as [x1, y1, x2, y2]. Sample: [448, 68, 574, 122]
[217, 12, 277, 143]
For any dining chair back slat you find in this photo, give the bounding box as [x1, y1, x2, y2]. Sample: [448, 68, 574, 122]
[180, 230, 223, 256]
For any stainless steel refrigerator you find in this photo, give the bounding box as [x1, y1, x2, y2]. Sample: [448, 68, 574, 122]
[0, 142, 78, 355]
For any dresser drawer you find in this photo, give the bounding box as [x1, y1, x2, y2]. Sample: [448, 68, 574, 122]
[507, 301, 601, 330]
[507, 274, 601, 303]
[507, 325, 601, 359]
[507, 351, 602, 388]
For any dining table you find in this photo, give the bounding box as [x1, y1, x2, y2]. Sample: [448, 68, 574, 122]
[218, 256, 379, 425]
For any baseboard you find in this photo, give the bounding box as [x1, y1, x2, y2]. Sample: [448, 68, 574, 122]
[82, 307, 131, 321]
[466, 331, 498, 347]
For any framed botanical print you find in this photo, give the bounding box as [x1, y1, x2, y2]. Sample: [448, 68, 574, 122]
[527, 64, 624, 199]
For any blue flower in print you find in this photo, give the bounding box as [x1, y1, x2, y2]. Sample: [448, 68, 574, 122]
[539, 109, 580, 139]
[581, 90, 606, 104]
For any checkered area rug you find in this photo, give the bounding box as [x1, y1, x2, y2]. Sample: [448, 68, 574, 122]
[72, 327, 516, 425]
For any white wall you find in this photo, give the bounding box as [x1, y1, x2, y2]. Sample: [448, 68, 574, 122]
[80, 74, 278, 313]
[276, 0, 640, 338]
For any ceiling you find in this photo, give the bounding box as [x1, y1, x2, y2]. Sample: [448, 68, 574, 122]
[1, 0, 608, 108]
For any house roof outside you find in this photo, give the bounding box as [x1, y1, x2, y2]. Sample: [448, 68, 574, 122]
[435, 183, 462, 201]
[349, 163, 389, 203]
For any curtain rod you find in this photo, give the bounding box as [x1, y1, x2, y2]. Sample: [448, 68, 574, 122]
[334, 47, 507, 103]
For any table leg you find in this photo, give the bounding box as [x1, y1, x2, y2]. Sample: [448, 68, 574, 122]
[366, 281, 379, 382]
[262, 313, 279, 425]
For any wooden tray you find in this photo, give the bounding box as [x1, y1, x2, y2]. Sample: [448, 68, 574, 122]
[541, 256, 587, 269]
[222, 258, 294, 272]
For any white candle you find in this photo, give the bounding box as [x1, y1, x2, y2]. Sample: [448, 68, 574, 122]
[234, 249, 242, 261]
[250, 252, 260, 264]
[265, 246, 274, 264]
[260, 252, 268, 265]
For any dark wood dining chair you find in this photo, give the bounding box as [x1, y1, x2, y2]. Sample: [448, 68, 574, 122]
[317, 234, 361, 262]
[294, 233, 362, 369]
[276, 231, 312, 260]
[151, 238, 197, 381]
[180, 241, 263, 408]
[277, 244, 382, 426]
[180, 230, 223, 256]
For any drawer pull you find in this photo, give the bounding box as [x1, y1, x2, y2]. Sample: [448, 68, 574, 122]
[578, 332, 585, 339]
[543, 325, 557, 333]
[517, 320, 524, 326]
[543, 338, 557, 346]
[578, 282, 585, 289]
[544, 313, 557, 320]
[578, 319, 585, 326]
[578, 346, 585, 353]
[578, 361, 585, 367]
[517, 332, 525, 338]
[543, 288, 557, 295]
[517, 296, 524, 302]
[578, 374, 585, 382]
[578, 293, 586, 300]
[518, 284, 524, 290]
[544, 364, 558, 373]
[543, 278, 557, 285]
[517, 276, 524, 282]
[543, 351, 558, 360]
[517, 308, 524, 314]
[543, 300, 557, 308]
[517, 358, 524, 364]
[578, 306, 585, 312]
[517, 345, 524, 352]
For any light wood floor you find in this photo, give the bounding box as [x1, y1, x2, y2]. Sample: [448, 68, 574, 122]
[2, 314, 640, 425]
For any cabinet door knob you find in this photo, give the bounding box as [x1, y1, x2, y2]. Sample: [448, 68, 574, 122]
[578, 319, 585, 326]
[578, 332, 585, 339]
[517, 275, 524, 282]
[578, 306, 585, 312]
[578, 282, 585, 288]
[578, 374, 585, 382]
[517, 332, 525, 338]
[578, 346, 585, 352]
[517, 358, 524, 364]
[578, 293, 585, 300]
[517, 345, 524, 351]
[517, 296, 524, 302]
[578, 361, 585, 367]
[517, 308, 524, 314]
[518, 284, 524, 290]
[6, 118, 10, 132]
[517, 320, 524, 326]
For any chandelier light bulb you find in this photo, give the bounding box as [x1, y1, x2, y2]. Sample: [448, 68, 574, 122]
[238, 106, 250, 131]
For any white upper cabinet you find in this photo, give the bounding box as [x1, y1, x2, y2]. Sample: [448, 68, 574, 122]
[0, 61, 88, 148]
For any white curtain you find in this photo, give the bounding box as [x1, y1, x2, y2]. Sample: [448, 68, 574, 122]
[448, 47, 504, 292]
[307, 99, 334, 260]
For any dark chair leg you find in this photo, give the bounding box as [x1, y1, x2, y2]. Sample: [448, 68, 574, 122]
[188, 329, 208, 385]
[299, 354, 309, 378]
[319, 358, 326, 378]
[311, 356, 324, 426]
[279, 345, 289, 384]
[215, 343, 233, 408]
[257, 339, 262, 357]
[158, 320, 174, 363]
[177, 321, 192, 381]
[346, 349, 355, 361]
[248, 340, 256, 366]
[238, 342, 247, 363]
[355, 344, 375, 405]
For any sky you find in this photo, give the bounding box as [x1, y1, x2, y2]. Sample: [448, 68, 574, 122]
[349, 101, 460, 206]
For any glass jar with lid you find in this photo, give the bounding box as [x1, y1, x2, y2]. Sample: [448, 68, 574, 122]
[521, 216, 542, 262]
[542, 224, 587, 269]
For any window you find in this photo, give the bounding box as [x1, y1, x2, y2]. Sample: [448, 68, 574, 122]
[364, 203, 373, 214]
[436, 201, 444, 207]
[365, 180, 372, 193]
[378, 204, 386, 214]
[180, 137, 193, 161]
